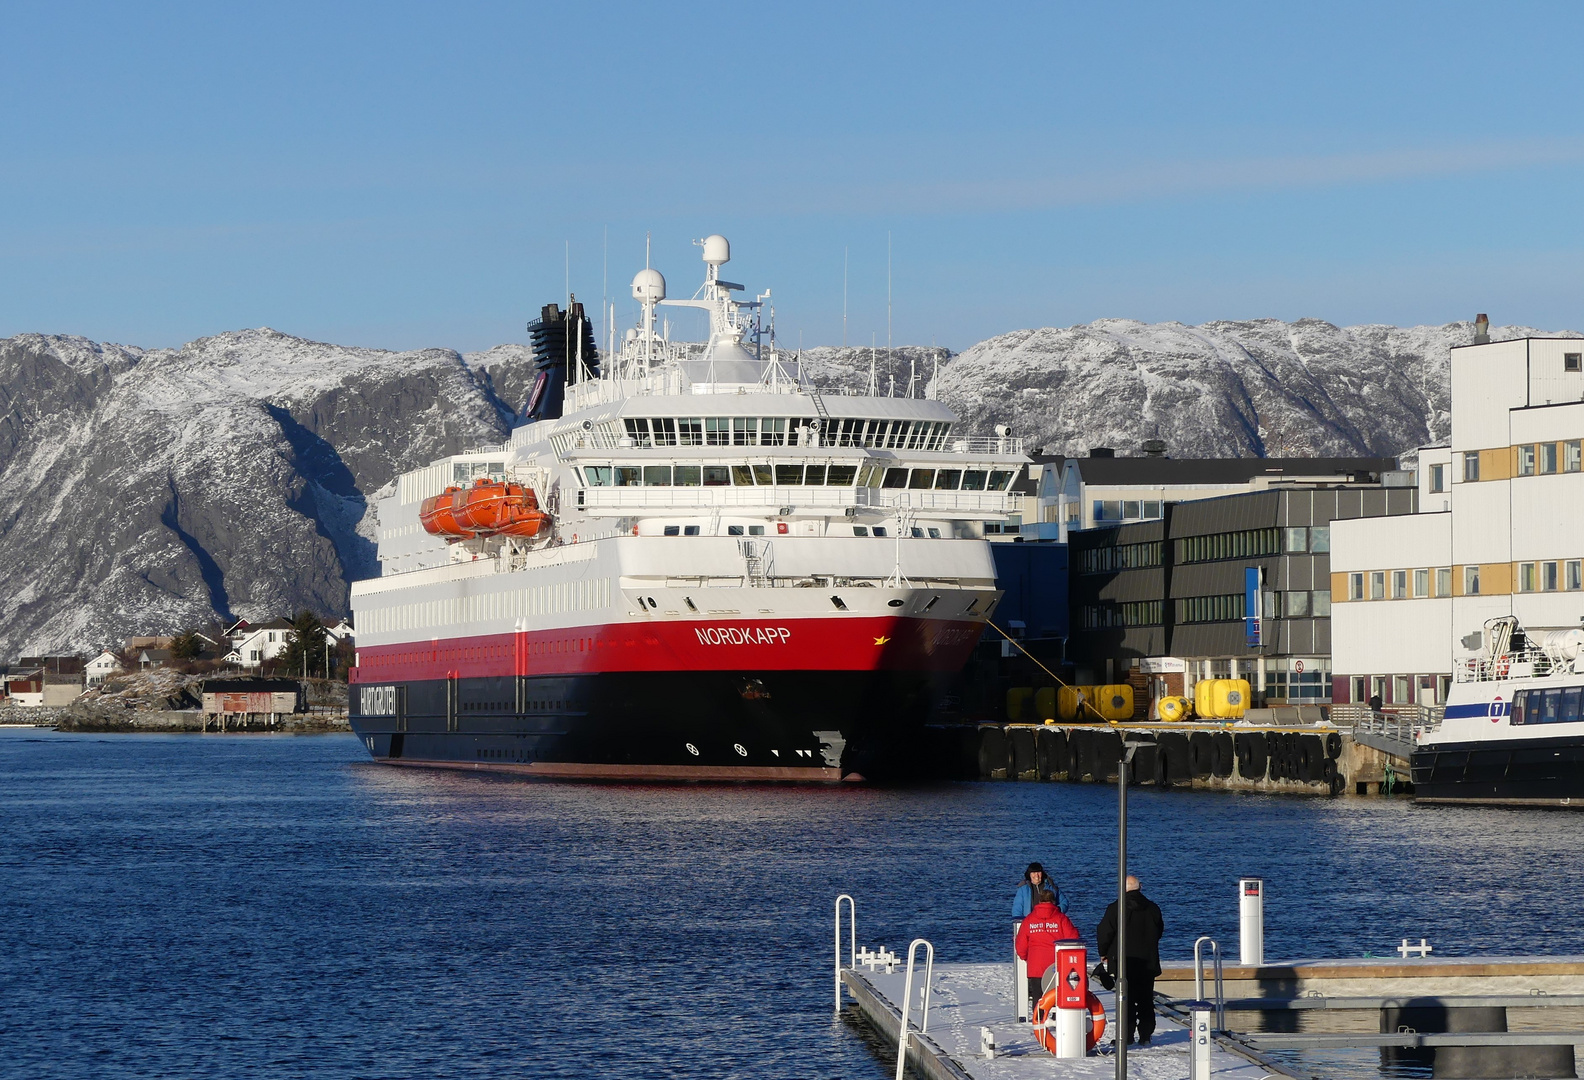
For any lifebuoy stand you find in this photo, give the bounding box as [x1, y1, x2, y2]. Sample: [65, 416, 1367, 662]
[1052, 943, 1088, 1058]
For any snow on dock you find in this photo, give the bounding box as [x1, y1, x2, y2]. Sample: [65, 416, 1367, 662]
[841, 961, 1286, 1080]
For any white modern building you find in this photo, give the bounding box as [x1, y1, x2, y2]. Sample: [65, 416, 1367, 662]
[1331, 334, 1584, 706]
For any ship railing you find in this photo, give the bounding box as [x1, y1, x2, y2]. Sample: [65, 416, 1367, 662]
[1333, 702, 1443, 741]
[1454, 646, 1561, 683]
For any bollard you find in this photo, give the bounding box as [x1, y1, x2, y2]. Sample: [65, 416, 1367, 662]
[1188, 1001, 1213, 1080]
[1050, 943, 1089, 1058]
[980, 1026, 996, 1059]
[1012, 921, 1029, 1021]
[1239, 877, 1264, 966]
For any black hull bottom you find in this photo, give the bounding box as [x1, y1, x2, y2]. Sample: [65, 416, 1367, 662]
[1412, 736, 1584, 806]
[348, 668, 950, 782]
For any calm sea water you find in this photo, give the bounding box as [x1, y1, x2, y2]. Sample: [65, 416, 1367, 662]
[4, 728, 1584, 1080]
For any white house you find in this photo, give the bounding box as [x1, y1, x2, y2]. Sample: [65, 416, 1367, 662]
[86, 650, 121, 686]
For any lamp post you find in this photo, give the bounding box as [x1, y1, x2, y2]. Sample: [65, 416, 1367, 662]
[1116, 739, 1150, 1080]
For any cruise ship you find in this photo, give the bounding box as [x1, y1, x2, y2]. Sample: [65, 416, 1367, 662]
[1413, 616, 1584, 805]
[347, 235, 1026, 780]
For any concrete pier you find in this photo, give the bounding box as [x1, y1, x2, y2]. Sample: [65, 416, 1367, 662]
[841, 961, 1287, 1080]
[956, 721, 1404, 796]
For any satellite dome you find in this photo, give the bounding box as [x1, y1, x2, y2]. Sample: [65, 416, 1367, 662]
[631, 267, 666, 303]
[700, 234, 730, 266]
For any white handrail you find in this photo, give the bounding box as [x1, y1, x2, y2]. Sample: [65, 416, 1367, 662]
[835, 894, 857, 1013]
[1193, 935, 1225, 1032]
[894, 937, 934, 1080]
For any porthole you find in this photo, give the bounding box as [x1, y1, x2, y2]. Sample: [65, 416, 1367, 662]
[686, 743, 700, 756]
[887, 598, 904, 608]
[733, 743, 747, 757]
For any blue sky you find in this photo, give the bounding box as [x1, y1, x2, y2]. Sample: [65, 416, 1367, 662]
[4, 1, 1583, 352]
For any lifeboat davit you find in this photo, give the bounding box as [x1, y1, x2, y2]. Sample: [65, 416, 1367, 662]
[419, 479, 549, 541]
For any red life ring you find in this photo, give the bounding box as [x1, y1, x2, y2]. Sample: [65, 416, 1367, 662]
[1032, 988, 1107, 1053]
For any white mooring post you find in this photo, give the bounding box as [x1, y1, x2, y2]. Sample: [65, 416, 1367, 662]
[1239, 877, 1265, 966]
[1189, 1001, 1213, 1080]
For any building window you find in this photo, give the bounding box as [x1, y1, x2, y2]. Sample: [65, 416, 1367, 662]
[1370, 571, 1385, 600]
[1284, 527, 1308, 553]
[1544, 561, 1560, 591]
[1569, 560, 1583, 590]
[1312, 590, 1331, 616]
[1465, 565, 1481, 595]
[1392, 570, 1407, 599]
[1393, 675, 1411, 703]
[1349, 573, 1364, 600]
[1518, 444, 1537, 476]
[1142, 501, 1163, 518]
[1286, 590, 1310, 617]
[1429, 463, 1445, 493]
[1568, 440, 1584, 473]
[1519, 562, 1537, 592]
[1568, 352, 1582, 372]
[1309, 526, 1329, 553]
[1414, 569, 1430, 597]
[1351, 676, 1368, 703]
[1463, 451, 1480, 482]
[1437, 567, 1453, 596]
[1542, 443, 1560, 475]
[1094, 500, 1122, 521]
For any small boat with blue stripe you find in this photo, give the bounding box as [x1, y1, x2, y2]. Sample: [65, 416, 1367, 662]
[1413, 617, 1584, 806]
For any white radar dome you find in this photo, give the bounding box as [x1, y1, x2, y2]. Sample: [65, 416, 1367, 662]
[701, 234, 730, 266]
[631, 267, 666, 302]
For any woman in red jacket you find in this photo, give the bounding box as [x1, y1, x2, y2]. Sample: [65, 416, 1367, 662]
[1014, 887, 1081, 1014]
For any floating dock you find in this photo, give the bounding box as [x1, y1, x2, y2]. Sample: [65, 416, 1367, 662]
[841, 961, 1285, 1080]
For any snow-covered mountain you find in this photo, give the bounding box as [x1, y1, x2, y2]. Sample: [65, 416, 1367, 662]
[0, 330, 535, 657]
[1, 318, 1572, 656]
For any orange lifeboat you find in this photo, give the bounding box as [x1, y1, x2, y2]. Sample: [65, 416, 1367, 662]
[419, 479, 549, 541]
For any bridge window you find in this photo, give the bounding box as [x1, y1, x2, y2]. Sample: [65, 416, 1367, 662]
[732, 417, 758, 445]
[702, 466, 730, 486]
[615, 467, 641, 487]
[881, 468, 908, 489]
[777, 464, 804, 485]
[908, 469, 935, 489]
[804, 465, 827, 485]
[826, 465, 857, 486]
[644, 466, 671, 486]
[935, 469, 962, 489]
[675, 465, 701, 486]
[961, 470, 987, 491]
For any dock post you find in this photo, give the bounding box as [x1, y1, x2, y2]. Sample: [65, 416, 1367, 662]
[1239, 878, 1264, 966]
[1188, 1001, 1213, 1080]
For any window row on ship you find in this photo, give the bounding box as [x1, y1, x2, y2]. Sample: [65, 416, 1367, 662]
[619, 416, 954, 449]
[575, 463, 1019, 491]
[549, 416, 960, 454]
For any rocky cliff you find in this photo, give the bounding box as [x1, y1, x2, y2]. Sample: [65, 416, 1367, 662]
[0, 330, 534, 657]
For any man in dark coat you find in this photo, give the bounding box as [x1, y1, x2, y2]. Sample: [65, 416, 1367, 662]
[1096, 874, 1165, 1045]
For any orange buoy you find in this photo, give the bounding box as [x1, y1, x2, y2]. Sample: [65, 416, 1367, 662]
[1032, 988, 1106, 1054]
[420, 479, 549, 541]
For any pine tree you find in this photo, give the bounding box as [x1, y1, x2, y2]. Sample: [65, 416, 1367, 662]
[279, 610, 328, 679]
